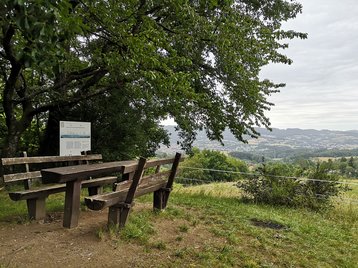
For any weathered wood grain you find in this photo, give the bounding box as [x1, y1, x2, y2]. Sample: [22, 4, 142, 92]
[1, 154, 103, 166]
[8, 176, 117, 201]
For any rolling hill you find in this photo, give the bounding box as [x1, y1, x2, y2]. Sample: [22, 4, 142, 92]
[159, 126, 358, 159]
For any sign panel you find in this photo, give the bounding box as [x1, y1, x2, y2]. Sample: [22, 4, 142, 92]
[59, 121, 91, 156]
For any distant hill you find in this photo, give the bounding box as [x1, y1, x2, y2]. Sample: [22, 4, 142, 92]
[159, 126, 358, 160]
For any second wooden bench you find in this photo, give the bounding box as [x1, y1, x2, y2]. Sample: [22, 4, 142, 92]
[1, 153, 117, 220]
[84, 153, 182, 228]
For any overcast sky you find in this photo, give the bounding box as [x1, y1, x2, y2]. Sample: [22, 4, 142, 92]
[163, 0, 358, 131]
[261, 0, 358, 131]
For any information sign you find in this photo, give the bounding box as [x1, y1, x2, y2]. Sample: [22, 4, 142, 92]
[59, 121, 91, 156]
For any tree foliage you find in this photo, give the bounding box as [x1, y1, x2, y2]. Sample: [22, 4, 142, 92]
[0, 0, 306, 156]
[62, 91, 170, 160]
[180, 148, 249, 182]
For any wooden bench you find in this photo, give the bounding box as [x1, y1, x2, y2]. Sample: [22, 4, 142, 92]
[84, 153, 182, 228]
[1, 152, 117, 220]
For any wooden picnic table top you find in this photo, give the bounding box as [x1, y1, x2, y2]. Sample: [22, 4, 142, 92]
[41, 158, 180, 184]
[41, 160, 136, 184]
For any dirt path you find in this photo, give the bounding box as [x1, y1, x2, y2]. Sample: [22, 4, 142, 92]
[0, 209, 139, 267]
[0, 205, 217, 268]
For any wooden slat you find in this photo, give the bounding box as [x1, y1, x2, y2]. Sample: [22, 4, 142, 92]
[8, 176, 118, 201]
[145, 157, 183, 168]
[122, 157, 184, 174]
[3, 171, 41, 183]
[81, 176, 117, 188]
[41, 160, 136, 184]
[85, 180, 167, 211]
[115, 171, 170, 191]
[1, 154, 103, 166]
[9, 184, 66, 201]
[85, 171, 170, 211]
[3, 172, 117, 185]
[142, 170, 171, 182]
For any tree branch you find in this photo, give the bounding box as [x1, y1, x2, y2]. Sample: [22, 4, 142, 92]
[29, 85, 110, 117]
[2, 24, 20, 67]
[156, 22, 177, 34]
[28, 70, 124, 117]
[13, 66, 104, 103]
[131, 0, 147, 35]
[2, 24, 23, 128]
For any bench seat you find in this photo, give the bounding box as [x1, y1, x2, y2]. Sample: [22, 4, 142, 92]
[85, 171, 170, 210]
[8, 176, 117, 201]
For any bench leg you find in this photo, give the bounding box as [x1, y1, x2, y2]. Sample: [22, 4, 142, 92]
[88, 186, 103, 196]
[63, 180, 82, 228]
[153, 189, 171, 211]
[108, 204, 132, 228]
[153, 190, 165, 210]
[27, 198, 46, 220]
[108, 206, 120, 226]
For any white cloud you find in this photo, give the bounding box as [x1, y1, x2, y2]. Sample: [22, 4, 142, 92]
[261, 0, 358, 130]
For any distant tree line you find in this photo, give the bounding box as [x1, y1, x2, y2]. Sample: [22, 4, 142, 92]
[179, 148, 248, 182]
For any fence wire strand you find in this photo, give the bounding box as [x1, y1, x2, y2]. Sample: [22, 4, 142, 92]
[180, 166, 358, 186]
[177, 166, 358, 205]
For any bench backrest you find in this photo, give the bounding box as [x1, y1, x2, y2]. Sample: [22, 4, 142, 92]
[1, 152, 102, 189]
[86, 153, 183, 211]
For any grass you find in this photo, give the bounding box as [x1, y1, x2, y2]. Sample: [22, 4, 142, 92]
[0, 188, 94, 222]
[95, 181, 358, 267]
[0, 181, 357, 267]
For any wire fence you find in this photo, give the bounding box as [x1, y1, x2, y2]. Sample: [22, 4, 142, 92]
[176, 166, 358, 205]
[180, 166, 358, 186]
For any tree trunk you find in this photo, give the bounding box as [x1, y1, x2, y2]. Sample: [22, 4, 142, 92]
[3, 131, 21, 157]
[2, 119, 32, 158]
[39, 106, 73, 156]
[39, 109, 60, 156]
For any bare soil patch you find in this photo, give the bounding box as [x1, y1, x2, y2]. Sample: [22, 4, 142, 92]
[0, 204, 220, 268]
[250, 218, 288, 230]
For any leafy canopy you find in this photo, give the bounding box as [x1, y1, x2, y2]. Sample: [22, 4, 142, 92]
[0, 0, 306, 156]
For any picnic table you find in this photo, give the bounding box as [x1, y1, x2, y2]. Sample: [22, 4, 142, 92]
[41, 157, 180, 228]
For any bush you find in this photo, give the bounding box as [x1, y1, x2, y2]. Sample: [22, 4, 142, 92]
[179, 148, 248, 183]
[237, 162, 345, 210]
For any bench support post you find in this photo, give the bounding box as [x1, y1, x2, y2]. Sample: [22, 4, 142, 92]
[108, 203, 133, 228]
[153, 153, 181, 211]
[153, 189, 167, 210]
[27, 198, 46, 220]
[88, 186, 103, 196]
[107, 157, 146, 228]
[108, 206, 120, 226]
[63, 179, 82, 228]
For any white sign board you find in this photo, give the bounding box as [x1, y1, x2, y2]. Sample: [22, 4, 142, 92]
[59, 121, 91, 156]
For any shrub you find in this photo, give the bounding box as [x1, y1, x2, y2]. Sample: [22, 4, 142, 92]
[237, 162, 344, 210]
[179, 148, 248, 183]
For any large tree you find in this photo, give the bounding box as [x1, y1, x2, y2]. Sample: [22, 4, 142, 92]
[0, 0, 306, 157]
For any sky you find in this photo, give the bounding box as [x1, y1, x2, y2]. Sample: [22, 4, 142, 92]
[261, 0, 358, 131]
